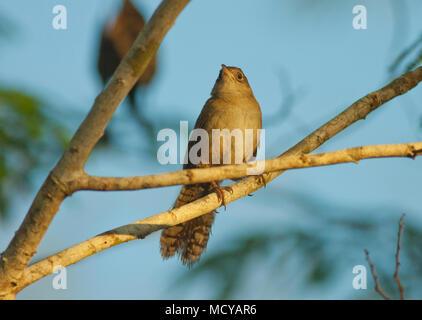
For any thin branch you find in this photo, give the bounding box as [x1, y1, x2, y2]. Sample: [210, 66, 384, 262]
[77, 142, 422, 192]
[394, 213, 406, 300]
[365, 214, 407, 300]
[285, 67, 422, 157]
[0, 0, 191, 299]
[16, 67, 422, 291]
[364, 249, 391, 300]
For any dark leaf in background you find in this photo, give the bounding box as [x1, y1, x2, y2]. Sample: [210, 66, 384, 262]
[390, 31, 422, 74]
[0, 12, 18, 42]
[389, 31, 422, 135]
[0, 88, 69, 219]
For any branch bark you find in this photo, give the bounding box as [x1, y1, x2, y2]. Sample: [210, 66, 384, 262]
[394, 213, 405, 300]
[15, 61, 422, 291]
[1, 0, 421, 298]
[15, 141, 422, 291]
[364, 249, 391, 300]
[364, 214, 407, 300]
[77, 142, 422, 191]
[0, 0, 191, 299]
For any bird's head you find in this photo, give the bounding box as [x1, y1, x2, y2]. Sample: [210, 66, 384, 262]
[211, 64, 254, 98]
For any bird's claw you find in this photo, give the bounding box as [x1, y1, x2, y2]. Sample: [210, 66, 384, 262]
[211, 181, 233, 210]
[256, 174, 267, 187]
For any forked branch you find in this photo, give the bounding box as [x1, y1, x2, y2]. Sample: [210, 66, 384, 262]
[365, 213, 406, 300]
[16, 67, 422, 292]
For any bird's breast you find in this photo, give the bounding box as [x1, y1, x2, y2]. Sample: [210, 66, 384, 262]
[194, 97, 262, 166]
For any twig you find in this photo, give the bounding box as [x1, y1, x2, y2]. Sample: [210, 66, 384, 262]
[394, 213, 405, 300]
[77, 142, 422, 192]
[364, 249, 391, 300]
[4, 29, 422, 298]
[0, 0, 191, 300]
[410, 148, 422, 159]
[365, 214, 407, 300]
[14, 65, 422, 292]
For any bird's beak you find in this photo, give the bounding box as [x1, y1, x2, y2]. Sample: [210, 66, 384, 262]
[221, 64, 234, 80]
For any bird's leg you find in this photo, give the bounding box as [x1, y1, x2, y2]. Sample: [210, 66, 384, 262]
[247, 175, 266, 197]
[210, 181, 233, 210]
[255, 174, 267, 188]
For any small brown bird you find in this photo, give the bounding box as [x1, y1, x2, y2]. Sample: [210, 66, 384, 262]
[160, 64, 262, 266]
[97, 0, 156, 141]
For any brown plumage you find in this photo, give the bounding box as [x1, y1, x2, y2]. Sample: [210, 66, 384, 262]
[98, 0, 156, 87]
[97, 0, 156, 141]
[160, 65, 262, 266]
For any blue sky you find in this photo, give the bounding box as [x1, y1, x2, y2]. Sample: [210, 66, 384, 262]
[0, 0, 422, 299]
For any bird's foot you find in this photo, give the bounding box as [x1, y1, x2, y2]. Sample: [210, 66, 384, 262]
[256, 174, 267, 187]
[210, 181, 233, 210]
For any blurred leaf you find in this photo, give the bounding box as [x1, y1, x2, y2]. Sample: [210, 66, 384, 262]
[0, 12, 18, 42]
[0, 88, 70, 219]
[390, 31, 422, 74]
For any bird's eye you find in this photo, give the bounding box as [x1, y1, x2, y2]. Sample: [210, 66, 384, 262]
[237, 72, 243, 81]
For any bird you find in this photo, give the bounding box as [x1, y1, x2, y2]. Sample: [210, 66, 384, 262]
[160, 64, 262, 266]
[97, 0, 157, 143]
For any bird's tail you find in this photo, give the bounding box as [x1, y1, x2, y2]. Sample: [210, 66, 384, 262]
[160, 183, 215, 266]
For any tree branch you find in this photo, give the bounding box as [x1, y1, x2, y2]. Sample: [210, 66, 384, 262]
[77, 142, 422, 192]
[394, 213, 405, 300]
[15, 66, 422, 291]
[0, 0, 420, 297]
[365, 214, 407, 300]
[364, 249, 391, 300]
[0, 0, 191, 299]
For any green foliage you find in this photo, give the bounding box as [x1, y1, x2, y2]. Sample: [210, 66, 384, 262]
[0, 88, 69, 218]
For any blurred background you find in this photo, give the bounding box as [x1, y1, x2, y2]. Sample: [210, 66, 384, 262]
[1, 0, 422, 299]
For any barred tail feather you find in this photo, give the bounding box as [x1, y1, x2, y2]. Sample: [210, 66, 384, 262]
[160, 183, 216, 265]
